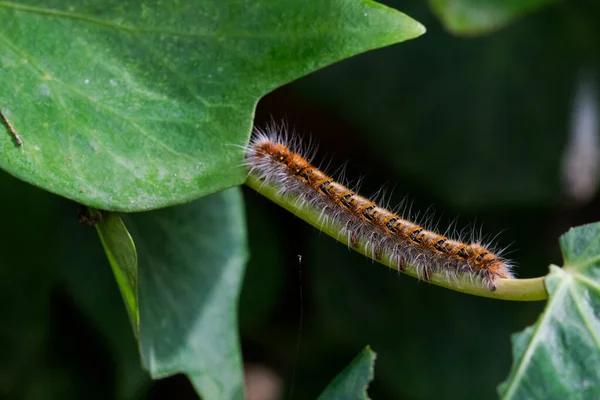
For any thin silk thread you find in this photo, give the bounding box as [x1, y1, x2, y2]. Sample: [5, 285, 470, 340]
[245, 126, 514, 291]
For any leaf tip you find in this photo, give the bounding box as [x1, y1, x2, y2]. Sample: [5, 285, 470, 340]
[393, 12, 427, 42]
[414, 20, 427, 37]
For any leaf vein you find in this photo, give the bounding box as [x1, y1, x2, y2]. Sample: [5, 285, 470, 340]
[569, 285, 600, 349]
[573, 273, 600, 292]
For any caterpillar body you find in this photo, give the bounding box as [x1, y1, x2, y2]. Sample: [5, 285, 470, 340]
[245, 127, 514, 291]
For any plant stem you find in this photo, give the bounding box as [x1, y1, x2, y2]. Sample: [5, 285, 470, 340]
[245, 174, 549, 301]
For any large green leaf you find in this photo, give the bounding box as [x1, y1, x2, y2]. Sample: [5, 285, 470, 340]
[318, 347, 377, 400]
[0, 0, 424, 212]
[429, 0, 560, 35]
[498, 222, 600, 399]
[114, 188, 247, 400]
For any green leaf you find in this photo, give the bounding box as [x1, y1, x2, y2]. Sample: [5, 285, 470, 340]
[429, 0, 560, 35]
[0, 0, 424, 212]
[96, 211, 139, 337]
[318, 346, 377, 400]
[93, 188, 246, 399]
[119, 188, 247, 400]
[498, 222, 600, 399]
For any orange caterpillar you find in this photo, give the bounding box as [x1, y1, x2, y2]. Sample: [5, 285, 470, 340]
[245, 127, 514, 290]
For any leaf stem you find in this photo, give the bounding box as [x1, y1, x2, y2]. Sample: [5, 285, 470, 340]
[245, 174, 548, 301]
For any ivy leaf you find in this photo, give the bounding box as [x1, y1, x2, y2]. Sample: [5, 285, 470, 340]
[498, 222, 600, 399]
[0, 0, 424, 212]
[95, 188, 247, 399]
[428, 0, 560, 35]
[318, 347, 377, 400]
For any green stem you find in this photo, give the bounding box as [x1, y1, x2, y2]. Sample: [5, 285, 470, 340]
[245, 174, 548, 301]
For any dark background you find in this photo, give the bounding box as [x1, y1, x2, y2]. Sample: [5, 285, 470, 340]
[2, 0, 600, 399]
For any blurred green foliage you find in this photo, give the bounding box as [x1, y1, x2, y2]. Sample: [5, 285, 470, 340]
[429, 0, 561, 35]
[3, 0, 600, 399]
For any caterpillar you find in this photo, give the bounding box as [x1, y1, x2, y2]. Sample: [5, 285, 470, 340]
[244, 126, 514, 291]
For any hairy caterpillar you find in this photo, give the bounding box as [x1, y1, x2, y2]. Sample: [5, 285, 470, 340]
[244, 126, 514, 291]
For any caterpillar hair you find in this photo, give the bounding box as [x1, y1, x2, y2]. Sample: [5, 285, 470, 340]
[244, 125, 514, 291]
